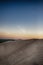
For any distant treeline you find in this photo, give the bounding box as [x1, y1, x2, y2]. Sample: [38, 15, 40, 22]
[0, 39, 15, 43]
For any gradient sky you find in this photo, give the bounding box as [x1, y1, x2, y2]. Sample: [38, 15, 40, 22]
[0, 0, 43, 39]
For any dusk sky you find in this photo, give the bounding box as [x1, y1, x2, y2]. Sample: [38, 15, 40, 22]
[0, 0, 43, 39]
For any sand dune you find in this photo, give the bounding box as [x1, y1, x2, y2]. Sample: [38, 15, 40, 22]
[0, 39, 43, 65]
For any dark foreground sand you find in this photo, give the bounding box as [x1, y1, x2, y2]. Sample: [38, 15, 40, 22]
[0, 39, 43, 65]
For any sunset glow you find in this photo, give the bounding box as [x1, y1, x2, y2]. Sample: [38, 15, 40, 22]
[0, 1, 43, 39]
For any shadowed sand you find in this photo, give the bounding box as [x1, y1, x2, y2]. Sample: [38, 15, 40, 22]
[0, 39, 43, 65]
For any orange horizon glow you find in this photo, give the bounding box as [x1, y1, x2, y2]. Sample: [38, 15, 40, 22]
[0, 32, 43, 39]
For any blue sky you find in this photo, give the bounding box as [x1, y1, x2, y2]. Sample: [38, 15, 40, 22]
[0, 1, 43, 39]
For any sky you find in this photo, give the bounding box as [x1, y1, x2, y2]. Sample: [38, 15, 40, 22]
[0, 0, 43, 39]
